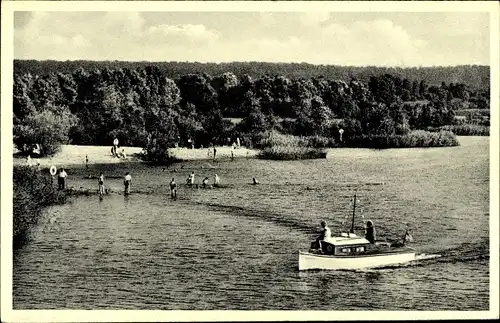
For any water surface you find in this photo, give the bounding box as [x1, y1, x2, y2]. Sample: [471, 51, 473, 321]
[13, 137, 490, 310]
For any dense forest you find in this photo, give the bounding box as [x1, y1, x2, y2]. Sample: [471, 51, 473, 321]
[13, 60, 490, 162]
[15, 60, 489, 89]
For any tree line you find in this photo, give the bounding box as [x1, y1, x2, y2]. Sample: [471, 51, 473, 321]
[15, 60, 489, 89]
[13, 64, 490, 161]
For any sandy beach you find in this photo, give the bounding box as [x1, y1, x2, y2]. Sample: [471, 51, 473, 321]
[13, 144, 258, 168]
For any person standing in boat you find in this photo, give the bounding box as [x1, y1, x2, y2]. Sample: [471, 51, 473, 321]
[365, 220, 376, 244]
[315, 221, 331, 250]
[170, 178, 177, 198]
[319, 221, 331, 241]
[124, 172, 132, 195]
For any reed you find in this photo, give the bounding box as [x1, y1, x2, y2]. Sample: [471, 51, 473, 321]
[436, 125, 490, 136]
[258, 145, 327, 160]
[345, 130, 459, 148]
[257, 131, 328, 160]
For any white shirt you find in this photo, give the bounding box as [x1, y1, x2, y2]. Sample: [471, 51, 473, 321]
[323, 226, 332, 241]
[124, 174, 132, 181]
[59, 171, 67, 178]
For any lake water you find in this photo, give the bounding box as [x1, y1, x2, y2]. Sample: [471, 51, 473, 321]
[13, 137, 490, 310]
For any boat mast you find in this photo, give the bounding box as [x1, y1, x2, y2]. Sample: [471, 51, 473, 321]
[350, 194, 356, 234]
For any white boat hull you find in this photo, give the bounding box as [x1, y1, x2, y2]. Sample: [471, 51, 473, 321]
[299, 251, 416, 271]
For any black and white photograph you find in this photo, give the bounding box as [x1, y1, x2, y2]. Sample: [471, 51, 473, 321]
[1, 1, 499, 321]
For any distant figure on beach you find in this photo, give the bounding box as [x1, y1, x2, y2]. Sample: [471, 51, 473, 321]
[98, 173, 105, 196]
[36, 162, 41, 172]
[252, 177, 259, 185]
[214, 174, 220, 186]
[207, 147, 211, 157]
[170, 178, 177, 198]
[213, 147, 217, 160]
[121, 148, 126, 158]
[237, 137, 240, 148]
[202, 177, 209, 188]
[58, 168, 67, 190]
[26, 155, 31, 166]
[231, 145, 235, 161]
[124, 172, 132, 195]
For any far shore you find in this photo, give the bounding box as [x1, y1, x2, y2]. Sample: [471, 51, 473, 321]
[13, 144, 259, 168]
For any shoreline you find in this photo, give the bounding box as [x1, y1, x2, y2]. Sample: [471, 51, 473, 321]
[11, 136, 480, 168]
[13, 144, 259, 168]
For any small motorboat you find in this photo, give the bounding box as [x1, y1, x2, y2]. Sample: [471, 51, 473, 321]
[299, 194, 417, 271]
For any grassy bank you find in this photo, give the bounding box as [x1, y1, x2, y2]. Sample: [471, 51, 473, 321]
[13, 166, 67, 248]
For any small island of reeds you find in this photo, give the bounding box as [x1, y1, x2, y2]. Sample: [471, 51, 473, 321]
[257, 131, 329, 160]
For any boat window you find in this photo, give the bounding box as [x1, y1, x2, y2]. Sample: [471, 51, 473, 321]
[355, 246, 365, 252]
[341, 248, 351, 253]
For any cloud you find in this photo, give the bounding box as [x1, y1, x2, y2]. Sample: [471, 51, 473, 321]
[145, 24, 221, 43]
[13, 12, 488, 66]
[299, 12, 330, 27]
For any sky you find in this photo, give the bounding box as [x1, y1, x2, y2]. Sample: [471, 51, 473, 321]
[14, 11, 490, 66]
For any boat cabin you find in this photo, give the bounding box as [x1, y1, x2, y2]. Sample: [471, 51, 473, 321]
[317, 233, 373, 256]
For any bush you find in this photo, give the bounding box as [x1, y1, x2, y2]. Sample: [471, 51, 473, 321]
[13, 166, 66, 248]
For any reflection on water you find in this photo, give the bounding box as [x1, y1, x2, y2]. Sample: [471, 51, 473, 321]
[13, 137, 490, 310]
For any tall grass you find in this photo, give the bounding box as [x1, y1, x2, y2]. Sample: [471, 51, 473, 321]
[257, 131, 328, 160]
[259, 131, 336, 149]
[345, 130, 459, 148]
[434, 125, 490, 136]
[259, 146, 327, 160]
[13, 166, 66, 248]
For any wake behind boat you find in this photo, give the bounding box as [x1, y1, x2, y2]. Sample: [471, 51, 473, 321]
[299, 194, 418, 271]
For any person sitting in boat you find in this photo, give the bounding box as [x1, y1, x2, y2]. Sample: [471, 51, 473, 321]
[365, 220, 376, 244]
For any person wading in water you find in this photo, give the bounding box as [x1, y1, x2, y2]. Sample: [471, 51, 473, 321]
[98, 173, 105, 197]
[124, 172, 132, 195]
[170, 178, 177, 199]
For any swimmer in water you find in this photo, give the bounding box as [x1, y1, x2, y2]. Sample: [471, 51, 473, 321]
[252, 177, 259, 185]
